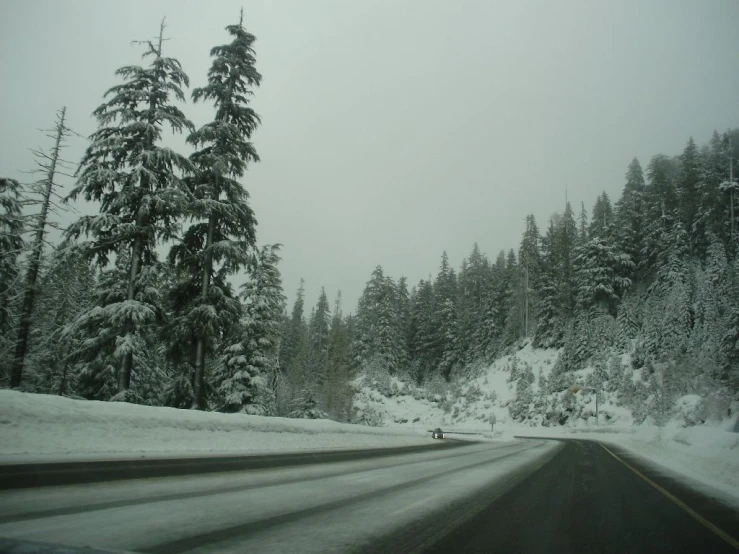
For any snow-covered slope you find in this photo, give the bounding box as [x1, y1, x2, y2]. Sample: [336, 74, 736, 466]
[353, 342, 571, 431]
[351, 344, 547, 430]
[0, 390, 430, 462]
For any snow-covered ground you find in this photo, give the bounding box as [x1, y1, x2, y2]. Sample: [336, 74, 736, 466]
[0, 390, 430, 462]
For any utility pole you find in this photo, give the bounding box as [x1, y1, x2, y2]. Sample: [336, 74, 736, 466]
[10, 107, 68, 389]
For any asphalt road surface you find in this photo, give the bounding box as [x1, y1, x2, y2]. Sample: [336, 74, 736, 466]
[0, 438, 737, 554]
[422, 438, 739, 554]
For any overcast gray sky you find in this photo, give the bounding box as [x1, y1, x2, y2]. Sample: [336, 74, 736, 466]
[2, 0, 739, 312]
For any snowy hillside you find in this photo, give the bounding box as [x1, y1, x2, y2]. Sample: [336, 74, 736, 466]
[354, 340, 736, 431]
[353, 341, 631, 430]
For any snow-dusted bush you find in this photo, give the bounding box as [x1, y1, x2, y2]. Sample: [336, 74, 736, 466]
[352, 404, 384, 427]
[288, 389, 329, 419]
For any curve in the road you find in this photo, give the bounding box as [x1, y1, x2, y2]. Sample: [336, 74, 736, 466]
[420, 438, 739, 554]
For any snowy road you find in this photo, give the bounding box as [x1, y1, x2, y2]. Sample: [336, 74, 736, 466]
[4, 438, 735, 553]
[426, 438, 739, 553]
[0, 440, 560, 553]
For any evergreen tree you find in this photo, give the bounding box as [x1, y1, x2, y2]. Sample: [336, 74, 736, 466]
[722, 302, 739, 390]
[574, 236, 632, 316]
[589, 192, 613, 242]
[282, 280, 306, 372]
[280, 279, 309, 404]
[177, 11, 261, 408]
[642, 154, 679, 282]
[677, 137, 701, 252]
[488, 251, 510, 347]
[165, 239, 242, 408]
[501, 248, 524, 345]
[459, 243, 490, 362]
[518, 215, 541, 338]
[578, 202, 589, 243]
[26, 252, 96, 396]
[615, 291, 641, 349]
[687, 234, 730, 384]
[308, 287, 331, 388]
[219, 244, 285, 414]
[354, 266, 405, 375]
[68, 253, 165, 402]
[614, 158, 646, 283]
[534, 220, 563, 347]
[409, 279, 436, 382]
[0, 177, 24, 384]
[325, 292, 353, 420]
[508, 362, 534, 421]
[646, 154, 679, 216]
[557, 202, 578, 320]
[695, 132, 727, 256]
[65, 21, 194, 399]
[289, 388, 329, 419]
[638, 221, 692, 367]
[718, 132, 739, 259]
[433, 252, 459, 379]
[394, 276, 412, 370]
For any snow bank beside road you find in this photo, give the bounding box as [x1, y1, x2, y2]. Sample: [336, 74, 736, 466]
[0, 390, 430, 462]
[604, 423, 739, 502]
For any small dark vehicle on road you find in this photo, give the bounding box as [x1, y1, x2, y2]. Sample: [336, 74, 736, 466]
[432, 428, 445, 439]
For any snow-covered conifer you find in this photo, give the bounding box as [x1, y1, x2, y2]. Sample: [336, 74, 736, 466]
[614, 158, 646, 283]
[65, 21, 194, 398]
[218, 244, 285, 414]
[0, 177, 24, 379]
[173, 10, 262, 408]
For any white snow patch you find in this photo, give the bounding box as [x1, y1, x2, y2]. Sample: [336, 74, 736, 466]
[0, 390, 430, 462]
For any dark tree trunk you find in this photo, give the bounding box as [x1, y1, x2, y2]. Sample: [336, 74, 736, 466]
[119, 232, 142, 393]
[192, 214, 216, 409]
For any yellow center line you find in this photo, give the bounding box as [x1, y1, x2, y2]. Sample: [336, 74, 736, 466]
[599, 442, 739, 551]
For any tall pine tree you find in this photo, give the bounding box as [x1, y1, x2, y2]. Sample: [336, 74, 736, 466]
[65, 21, 194, 399]
[176, 11, 261, 409]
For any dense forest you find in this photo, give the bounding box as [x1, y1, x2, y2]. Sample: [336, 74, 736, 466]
[1, 16, 737, 424]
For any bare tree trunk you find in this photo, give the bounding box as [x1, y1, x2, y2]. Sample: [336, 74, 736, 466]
[192, 214, 216, 409]
[10, 107, 66, 389]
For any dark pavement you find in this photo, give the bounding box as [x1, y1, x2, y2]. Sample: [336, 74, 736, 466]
[420, 439, 739, 554]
